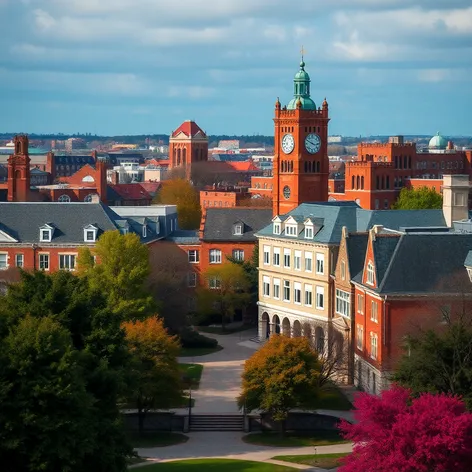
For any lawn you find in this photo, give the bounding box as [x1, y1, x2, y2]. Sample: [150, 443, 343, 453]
[197, 325, 252, 335]
[242, 430, 349, 447]
[272, 453, 349, 469]
[179, 345, 223, 357]
[127, 432, 188, 448]
[135, 459, 298, 471]
[179, 363, 203, 389]
[316, 384, 352, 411]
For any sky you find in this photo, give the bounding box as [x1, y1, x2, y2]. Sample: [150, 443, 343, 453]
[0, 0, 471, 137]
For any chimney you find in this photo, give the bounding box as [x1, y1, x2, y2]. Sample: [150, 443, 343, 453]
[46, 151, 55, 182]
[442, 174, 470, 227]
[95, 156, 108, 204]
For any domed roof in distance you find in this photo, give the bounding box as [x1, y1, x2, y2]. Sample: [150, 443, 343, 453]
[429, 132, 448, 149]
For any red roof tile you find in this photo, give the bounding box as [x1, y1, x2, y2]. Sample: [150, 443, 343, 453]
[108, 183, 152, 201]
[227, 161, 259, 172]
[171, 120, 206, 138]
[139, 182, 161, 196]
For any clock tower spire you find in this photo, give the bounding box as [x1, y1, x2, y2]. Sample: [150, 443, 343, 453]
[272, 58, 330, 216]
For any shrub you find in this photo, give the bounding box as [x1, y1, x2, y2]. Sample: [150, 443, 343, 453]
[180, 328, 218, 349]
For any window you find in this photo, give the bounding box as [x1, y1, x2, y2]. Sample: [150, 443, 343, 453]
[59, 254, 76, 271]
[371, 333, 378, 359]
[294, 282, 301, 304]
[273, 223, 281, 235]
[0, 253, 7, 269]
[39, 253, 49, 270]
[58, 194, 71, 202]
[316, 253, 324, 274]
[209, 276, 221, 290]
[366, 262, 375, 285]
[188, 250, 199, 263]
[263, 276, 270, 297]
[304, 284, 313, 306]
[305, 225, 314, 239]
[232, 249, 244, 261]
[273, 247, 280, 266]
[209, 249, 222, 264]
[285, 224, 298, 236]
[273, 278, 280, 299]
[341, 260, 346, 280]
[357, 325, 363, 350]
[335, 289, 351, 318]
[85, 230, 96, 242]
[283, 248, 291, 268]
[357, 294, 364, 314]
[15, 254, 24, 268]
[305, 252, 313, 272]
[187, 272, 197, 287]
[263, 245, 270, 265]
[233, 224, 243, 235]
[40, 229, 52, 242]
[371, 301, 378, 322]
[294, 250, 301, 270]
[283, 280, 290, 302]
[316, 286, 324, 309]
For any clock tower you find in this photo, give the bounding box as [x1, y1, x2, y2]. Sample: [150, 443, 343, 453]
[272, 59, 330, 216]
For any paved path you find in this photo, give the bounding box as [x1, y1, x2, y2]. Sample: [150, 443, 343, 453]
[133, 431, 353, 471]
[178, 329, 259, 414]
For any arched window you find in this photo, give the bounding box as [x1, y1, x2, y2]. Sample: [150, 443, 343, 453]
[58, 194, 71, 203]
[177, 148, 181, 166]
[361, 176, 364, 189]
[352, 175, 355, 189]
[15, 170, 21, 179]
[394, 156, 398, 169]
[182, 148, 187, 165]
[357, 175, 360, 189]
[408, 156, 412, 169]
[304, 161, 308, 173]
[404, 156, 408, 169]
[316, 161, 321, 173]
[84, 194, 97, 202]
[386, 176, 390, 189]
[381, 176, 385, 189]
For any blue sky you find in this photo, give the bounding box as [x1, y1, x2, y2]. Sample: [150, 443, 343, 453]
[0, 0, 471, 137]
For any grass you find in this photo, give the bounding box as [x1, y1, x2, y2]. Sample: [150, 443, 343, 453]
[197, 325, 252, 335]
[242, 430, 349, 447]
[316, 384, 352, 411]
[127, 432, 189, 448]
[179, 363, 203, 389]
[179, 345, 223, 357]
[272, 453, 349, 469]
[135, 459, 298, 471]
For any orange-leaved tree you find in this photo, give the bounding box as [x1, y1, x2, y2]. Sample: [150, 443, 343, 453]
[238, 335, 321, 435]
[154, 178, 201, 229]
[123, 317, 182, 434]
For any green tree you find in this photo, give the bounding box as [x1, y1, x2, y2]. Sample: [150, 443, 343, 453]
[154, 178, 201, 229]
[78, 230, 154, 320]
[198, 263, 251, 331]
[0, 271, 132, 472]
[123, 317, 182, 434]
[393, 315, 472, 408]
[392, 186, 443, 210]
[238, 335, 321, 435]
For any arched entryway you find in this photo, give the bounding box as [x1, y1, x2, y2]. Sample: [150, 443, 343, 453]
[261, 312, 270, 339]
[315, 326, 325, 354]
[273, 315, 281, 334]
[303, 322, 312, 342]
[293, 320, 302, 337]
[282, 317, 291, 337]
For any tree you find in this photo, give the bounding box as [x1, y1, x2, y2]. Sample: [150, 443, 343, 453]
[0, 270, 132, 472]
[198, 262, 250, 330]
[78, 230, 154, 320]
[123, 317, 182, 434]
[393, 314, 472, 408]
[154, 178, 201, 229]
[392, 186, 442, 210]
[339, 386, 472, 472]
[238, 335, 321, 434]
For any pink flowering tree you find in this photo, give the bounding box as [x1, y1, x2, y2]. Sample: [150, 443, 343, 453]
[339, 386, 472, 472]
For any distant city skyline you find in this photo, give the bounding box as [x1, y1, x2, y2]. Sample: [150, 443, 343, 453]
[0, 1, 470, 136]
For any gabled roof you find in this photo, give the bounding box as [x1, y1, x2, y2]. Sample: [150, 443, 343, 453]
[345, 233, 369, 280]
[202, 208, 272, 242]
[108, 183, 152, 201]
[171, 120, 207, 139]
[372, 235, 402, 287]
[227, 161, 259, 172]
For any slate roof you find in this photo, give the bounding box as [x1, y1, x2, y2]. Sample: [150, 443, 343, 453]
[361, 233, 472, 295]
[165, 229, 200, 244]
[0, 202, 120, 244]
[373, 235, 401, 287]
[257, 201, 447, 244]
[345, 233, 369, 280]
[202, 208, 273, 242]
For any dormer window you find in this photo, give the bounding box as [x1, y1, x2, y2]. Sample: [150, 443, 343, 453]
[39, 224, 54, 242]
[233, 223, 243, 236]
[84, 224, 98, 243]
[273, 223, 281, 235]
[285, 224, 298, 237]
[305, 226, 314, 239]
[367, 262, 375, 285]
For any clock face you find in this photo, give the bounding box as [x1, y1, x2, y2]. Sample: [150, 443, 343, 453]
[281, 133, 295, 154]
[305, 133, 321, 154]
[283, 185, 291, 199]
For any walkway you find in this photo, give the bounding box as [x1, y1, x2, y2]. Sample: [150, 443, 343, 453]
[133, 431, 353, 471]
[178, 328, 259, 414]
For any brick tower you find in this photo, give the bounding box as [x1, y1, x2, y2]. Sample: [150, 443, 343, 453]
[7, 134, 31, 202]
[168, 120, 208, 180]
[272, 58, 330, 216]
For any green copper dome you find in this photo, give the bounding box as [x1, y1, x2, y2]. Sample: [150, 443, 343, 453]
[287, 60, 316, 110]
[429, 132, 448, 150]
